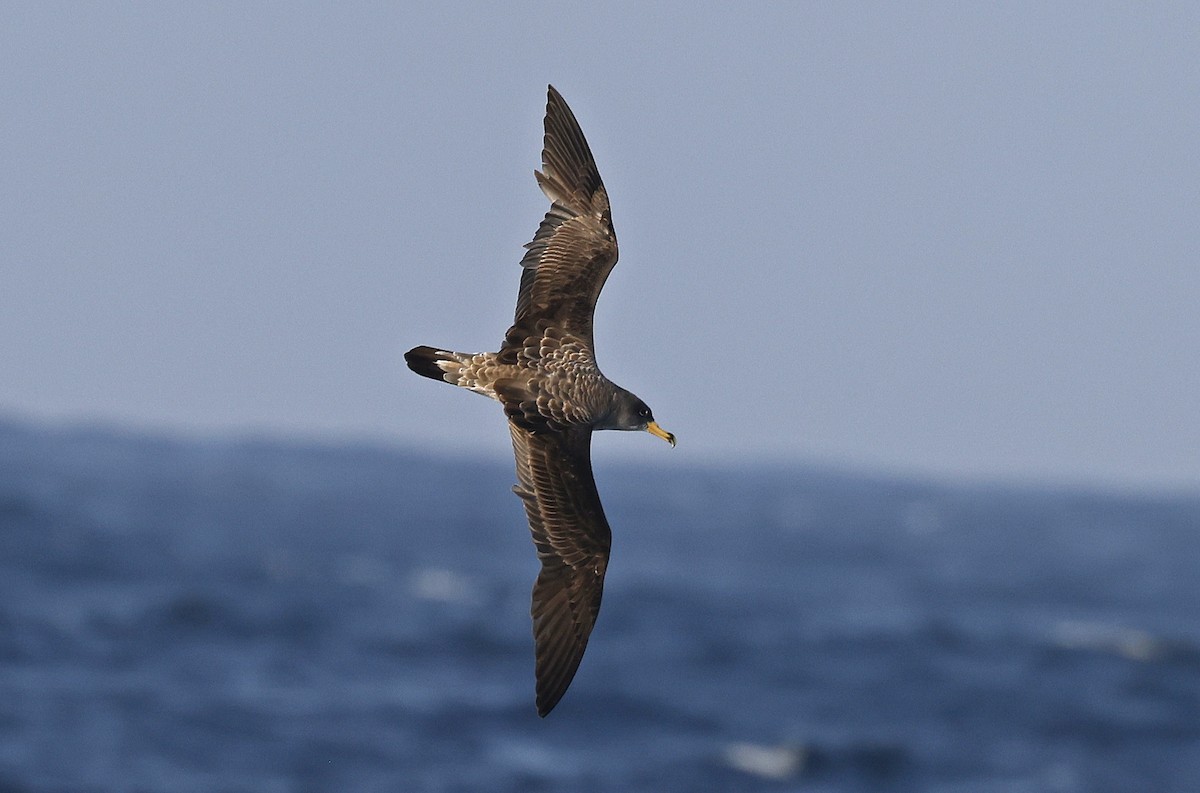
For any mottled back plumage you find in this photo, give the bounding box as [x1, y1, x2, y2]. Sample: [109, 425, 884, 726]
[405, 86, 672, 717]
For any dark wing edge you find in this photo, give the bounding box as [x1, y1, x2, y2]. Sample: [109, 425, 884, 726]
[508, 422, 612, 717]
[509, 86, 619, 347]
[535, 85, 604, 213]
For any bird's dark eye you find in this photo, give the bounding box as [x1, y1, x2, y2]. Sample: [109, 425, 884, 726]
[638, 405, 651, 418]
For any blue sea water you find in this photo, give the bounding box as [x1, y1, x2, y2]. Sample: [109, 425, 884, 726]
[1, 418, 1198, 792]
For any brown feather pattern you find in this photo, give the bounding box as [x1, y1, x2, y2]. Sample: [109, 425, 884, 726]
[405, 86, 669, 717]
[510, 86, 618, 349]
[509, 423, 610, 717]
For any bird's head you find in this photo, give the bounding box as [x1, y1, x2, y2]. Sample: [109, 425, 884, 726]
[610, 391, 675, 447]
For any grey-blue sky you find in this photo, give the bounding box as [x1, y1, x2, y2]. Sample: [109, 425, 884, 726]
[2, 3, 1198, 488]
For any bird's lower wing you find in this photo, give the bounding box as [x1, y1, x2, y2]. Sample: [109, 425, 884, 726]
[508, 422, 612, 716]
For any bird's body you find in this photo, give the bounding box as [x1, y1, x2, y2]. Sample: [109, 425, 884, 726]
[406, 86, 673, 716]
[407, 328, 628, 430]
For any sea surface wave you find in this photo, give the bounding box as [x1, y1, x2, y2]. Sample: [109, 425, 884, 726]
[1, 419, 1197, 791]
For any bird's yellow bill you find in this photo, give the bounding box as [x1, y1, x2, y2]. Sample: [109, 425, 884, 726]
[646, 421, 676, 447]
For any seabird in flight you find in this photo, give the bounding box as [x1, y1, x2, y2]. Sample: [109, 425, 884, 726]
[406, 85, 674, 716]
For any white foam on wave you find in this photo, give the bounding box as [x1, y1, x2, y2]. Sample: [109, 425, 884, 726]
[1051, 619, 1163, 661]
[722, 741, 806, 780]
[409, 567, 479, 605]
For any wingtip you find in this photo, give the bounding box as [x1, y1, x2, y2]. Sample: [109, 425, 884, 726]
[535, 686, 565, 717]
[532, 640, 574, 718]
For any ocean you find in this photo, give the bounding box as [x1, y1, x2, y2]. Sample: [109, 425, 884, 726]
[1, 418, 1197, 792]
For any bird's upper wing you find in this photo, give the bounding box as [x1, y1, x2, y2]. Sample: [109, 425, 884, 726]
[506, 85, 619, 352]
[508, 421, 611, 717]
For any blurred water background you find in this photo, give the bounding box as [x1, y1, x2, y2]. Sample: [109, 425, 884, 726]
[1, 416, 1197, 792]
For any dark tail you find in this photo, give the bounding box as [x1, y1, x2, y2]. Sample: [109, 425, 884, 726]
[405, 345, 454, 383]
